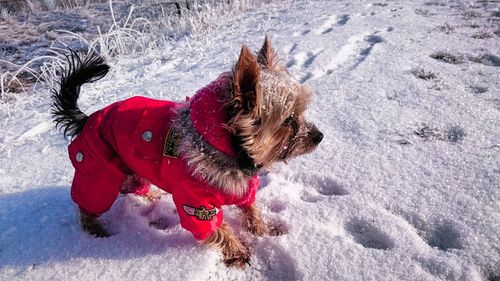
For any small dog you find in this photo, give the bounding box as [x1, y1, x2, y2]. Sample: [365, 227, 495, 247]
[52, 36, 323, 268]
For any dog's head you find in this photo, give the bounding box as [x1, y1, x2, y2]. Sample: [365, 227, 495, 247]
[226, 36, 323, 168]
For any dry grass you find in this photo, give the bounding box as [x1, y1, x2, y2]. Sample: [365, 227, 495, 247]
[424, 1, 446, 7]
[430, 51, 464, 64]
[468, 53, 500, 67]
[415, 8, 436, 17]
[436, 22, 454, 34]
[463, 10, 482, 19]
[471, 30, 494, 39]
[470, 85, 488, 94]
[412, 67, 437, 80]
[413, 123, 465, 143]
[0, 0, 106, 13]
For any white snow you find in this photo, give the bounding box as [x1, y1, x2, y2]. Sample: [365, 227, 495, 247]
[1, 0, 499, 280]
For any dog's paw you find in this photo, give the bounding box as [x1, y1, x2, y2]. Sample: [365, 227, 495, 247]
[142, 188, 164, 201]
[223, 247, 252, 269]
[247, 222, 269, 236]
[221, 238, 252, 269]
[89, 227, 111, 238]
[247, 221, 287, 237]
[82, 220, 111, 238]
[79, 210, 111, 238]
[267, 222, 287, 236]
[149, 217, 169, 230]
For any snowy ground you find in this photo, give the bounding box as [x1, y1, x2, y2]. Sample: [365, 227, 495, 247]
[1, 0, 499, 280]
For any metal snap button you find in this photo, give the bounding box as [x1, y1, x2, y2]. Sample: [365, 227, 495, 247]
[76, 152, 84, 162]
[142, 131, 153, 142]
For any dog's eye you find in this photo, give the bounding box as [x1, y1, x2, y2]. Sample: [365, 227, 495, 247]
[283, 114, 295, 126]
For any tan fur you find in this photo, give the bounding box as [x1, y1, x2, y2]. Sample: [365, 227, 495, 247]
[241, 203, 287, 236]
[227, 38, 322, 168]
[202, 203, 286, 268]
[203, 223, 251, 268]
[232, 45, 261, 112]
[241, 203, 269, 236]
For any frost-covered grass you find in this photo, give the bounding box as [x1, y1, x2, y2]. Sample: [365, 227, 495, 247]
[430, 51, 464, 64]
[1, 0, 104, 13]
[1, 0, 499, 280]
[412, 67, 437, 81]
[0, 0, 291, 98]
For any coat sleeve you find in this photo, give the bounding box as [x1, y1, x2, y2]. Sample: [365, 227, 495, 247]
[171, 180, 224, 240]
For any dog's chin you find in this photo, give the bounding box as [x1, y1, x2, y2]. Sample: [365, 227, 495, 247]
[257, 147, 318, 167]
[275, 141, 320, 163]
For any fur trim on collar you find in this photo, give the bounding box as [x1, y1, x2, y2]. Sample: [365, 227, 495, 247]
[173, 106, 254, 197]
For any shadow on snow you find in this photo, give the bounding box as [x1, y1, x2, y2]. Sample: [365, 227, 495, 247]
[0, 186, 195, 269]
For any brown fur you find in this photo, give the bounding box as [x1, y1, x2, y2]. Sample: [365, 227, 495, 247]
[227, 37, 322, 168]
[257, 35, 282, 71]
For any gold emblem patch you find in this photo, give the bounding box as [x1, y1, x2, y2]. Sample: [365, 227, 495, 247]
[163, 128, 180, 158]
[182, 205, 220, 220]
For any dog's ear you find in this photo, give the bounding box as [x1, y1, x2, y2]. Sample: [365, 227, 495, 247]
[233, 45, 260, 112]
[257, 35, 278, 69]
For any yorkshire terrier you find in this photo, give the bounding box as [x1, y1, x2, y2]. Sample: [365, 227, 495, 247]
[52, 36, 323, 268]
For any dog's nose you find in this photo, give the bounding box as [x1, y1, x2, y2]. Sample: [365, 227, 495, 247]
[312, 131, 323, 144]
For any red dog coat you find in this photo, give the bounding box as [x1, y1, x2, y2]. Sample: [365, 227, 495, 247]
[68, 77, 259, 240]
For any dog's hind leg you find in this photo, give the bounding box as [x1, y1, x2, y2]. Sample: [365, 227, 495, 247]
[121, 174, 150, 195]
[79, 208, 110, 238]
[120, 174, 163, 201]
[142, 188, 164, 201]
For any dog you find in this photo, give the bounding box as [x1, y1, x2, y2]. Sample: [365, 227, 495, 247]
[51, 36, 323, 268]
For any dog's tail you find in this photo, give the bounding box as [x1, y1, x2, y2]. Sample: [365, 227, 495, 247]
[51, 51, 110, 138]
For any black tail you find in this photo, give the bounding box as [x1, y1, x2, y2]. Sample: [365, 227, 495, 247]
[51, 50, 110, 138]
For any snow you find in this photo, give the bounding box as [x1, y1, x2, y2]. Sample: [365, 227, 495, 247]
[1, 0, 499, 280]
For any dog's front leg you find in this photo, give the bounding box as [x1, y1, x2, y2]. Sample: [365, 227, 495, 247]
[240, 203, 268, 236]
[240, 203, 286, 236]
[203, 223, 251, 268]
